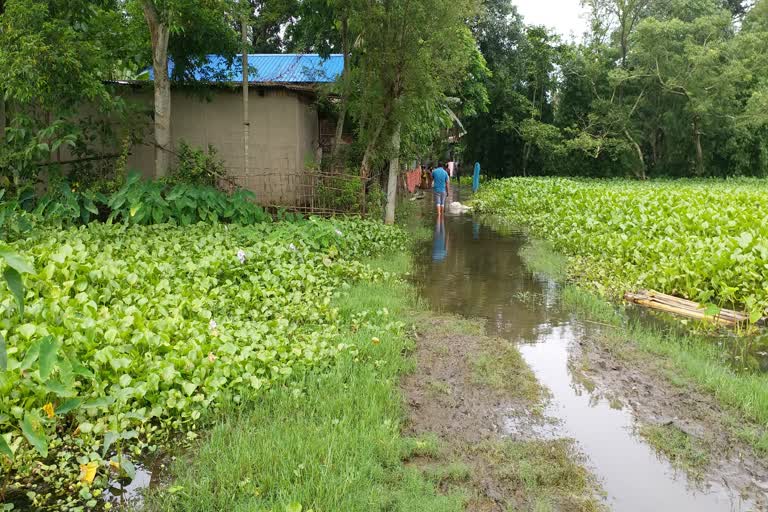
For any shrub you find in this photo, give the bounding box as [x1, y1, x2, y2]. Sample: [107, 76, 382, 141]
[169, 141, 227, 187]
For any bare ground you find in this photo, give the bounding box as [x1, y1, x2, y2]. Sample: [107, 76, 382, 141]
[572, 328, 768, 508]
[402, 315, 604, 512]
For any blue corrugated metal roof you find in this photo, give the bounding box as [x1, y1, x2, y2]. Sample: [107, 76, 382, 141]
[149, 54, 343, 84]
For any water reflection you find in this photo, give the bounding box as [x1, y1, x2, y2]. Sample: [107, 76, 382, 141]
[412, 211, 759, 512]
[432, 216, 448, 262]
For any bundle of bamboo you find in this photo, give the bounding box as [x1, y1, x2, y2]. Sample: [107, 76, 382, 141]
[623, 290, 748, 327]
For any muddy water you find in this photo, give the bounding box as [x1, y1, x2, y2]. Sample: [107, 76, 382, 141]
[412, 211, 757, 512]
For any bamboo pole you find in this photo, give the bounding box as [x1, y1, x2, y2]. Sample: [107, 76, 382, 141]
[624, 290, 748, 327]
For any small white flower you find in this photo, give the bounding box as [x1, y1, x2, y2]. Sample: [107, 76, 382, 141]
[237, 250, 246, 264]
[289, 243, 297, 252]
[209, 319, 218, 330]
[335, 229, 343, 236]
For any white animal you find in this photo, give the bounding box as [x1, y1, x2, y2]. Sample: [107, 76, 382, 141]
[448, 201, 472, 214]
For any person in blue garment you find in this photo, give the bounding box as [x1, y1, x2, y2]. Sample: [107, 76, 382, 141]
[432, 162, 450, 216]
[472, 162, 481, 193]
[432, 215, 447, 262]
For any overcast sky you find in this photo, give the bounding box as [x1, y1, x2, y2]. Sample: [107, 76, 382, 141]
[512, 0, 590, 40]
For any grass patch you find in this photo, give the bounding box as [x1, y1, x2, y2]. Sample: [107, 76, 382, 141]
[142, 258, 468, 512]
[476, 439, 604, 512]
[561, 285, 623, 326]
[421, 463, 472, 485]
[471, 338, 547, 404]
[401, 433, 443, 460]
[639, 424, 710, 477]
[519, 240, 568, 281]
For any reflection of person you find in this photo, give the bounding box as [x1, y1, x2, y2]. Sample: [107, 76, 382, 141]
[432, 162, 450, 216]
[432, 215, 447, 262]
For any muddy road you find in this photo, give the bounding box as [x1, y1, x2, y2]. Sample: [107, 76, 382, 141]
[409, 210, 767, 511]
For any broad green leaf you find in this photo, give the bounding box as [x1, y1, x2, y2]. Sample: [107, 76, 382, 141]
[20, 341, 40, 371]
[0, 434, 13, 460]
[120, 458, 137, 480]
[82, 396, 116, 410]
[21, 412, 48, 457]
[55, 398, 83, 415]
[38, 336, 60, 381]
[4, 267, 24, 318]
[45, 380, 76, 397]
[102, 431, 119, 457]
[0, 248, 34, 274]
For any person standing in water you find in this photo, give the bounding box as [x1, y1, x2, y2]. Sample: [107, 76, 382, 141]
[432, 162, 450, 216]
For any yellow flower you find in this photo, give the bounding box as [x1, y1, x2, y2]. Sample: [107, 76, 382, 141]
[371, 337, 381, 345]
[79, 461, 99, 485]
[109, 460, 121, 471]
[42, 403, 55, 419]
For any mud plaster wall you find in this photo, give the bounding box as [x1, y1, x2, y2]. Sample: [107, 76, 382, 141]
[123, 87, 320, 206]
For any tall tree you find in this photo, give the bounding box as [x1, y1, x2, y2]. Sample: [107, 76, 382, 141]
[128, 0, 238, 177]
[348, 0, 482, 222]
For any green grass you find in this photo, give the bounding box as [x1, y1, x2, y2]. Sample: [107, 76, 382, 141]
[518, 240, 567, 281]
[471, 338, 548, 404]
[143, 260, 468, 512]
[475, 439, 604, 512]
[561, 286, 623, 326]
[639, 424, 710, 478]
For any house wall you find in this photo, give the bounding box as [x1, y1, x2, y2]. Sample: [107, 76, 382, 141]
[124, 86, 320, 206]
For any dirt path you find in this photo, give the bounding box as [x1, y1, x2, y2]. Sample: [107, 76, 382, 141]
[402, 315, 604, 511]
[573, 329, 768, 508]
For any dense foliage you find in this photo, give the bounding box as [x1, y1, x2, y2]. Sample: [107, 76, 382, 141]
[465, 0, 768, 178]
[0, 218, 407, 510]
[474, 178, 768, 320]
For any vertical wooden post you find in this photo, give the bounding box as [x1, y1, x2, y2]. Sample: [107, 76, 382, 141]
[242, 14, 249, 177]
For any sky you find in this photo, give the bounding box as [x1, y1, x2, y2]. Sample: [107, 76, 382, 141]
[512, 0, 591, 40]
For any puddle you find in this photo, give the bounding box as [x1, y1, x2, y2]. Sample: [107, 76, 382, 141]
[103, 451, 169, 509]
[412, 210, 761, 511]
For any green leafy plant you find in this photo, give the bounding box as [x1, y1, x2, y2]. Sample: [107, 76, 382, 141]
[168, 141, 227, 187]
[0, 218, 407, 508]
[474, 177, 768, 323]
[107, 172, 270, 225]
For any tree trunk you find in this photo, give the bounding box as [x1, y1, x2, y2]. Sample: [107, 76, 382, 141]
[522, 143, 531, 177]
[624, 128, 646, 180]
[331, 15, 350, 165]
[242, 16, 250, 176]
[143, 2, 172, 178]
[649, 127, 658, 168]
[693, 115, 704, 176]
[385, 123, 401, 225]
[358, 99, 395, 216]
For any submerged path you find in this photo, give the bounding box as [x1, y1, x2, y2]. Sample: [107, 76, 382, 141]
[411, 209, 764, 511]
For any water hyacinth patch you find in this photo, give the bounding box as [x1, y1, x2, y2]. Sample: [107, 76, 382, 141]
[474, 178, 768, 320]
[0, 218, 407, 509]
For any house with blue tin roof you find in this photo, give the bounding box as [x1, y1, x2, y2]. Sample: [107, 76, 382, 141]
[150, 54, 344, 84]
[125, 54, 344, 206]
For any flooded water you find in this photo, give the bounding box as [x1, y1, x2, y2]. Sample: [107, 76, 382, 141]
[412, 210, 759, 511]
